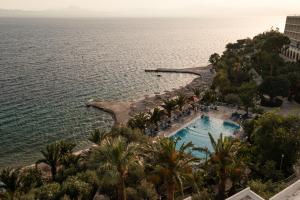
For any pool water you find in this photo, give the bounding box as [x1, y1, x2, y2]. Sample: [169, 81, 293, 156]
[172, 116, 240, 158]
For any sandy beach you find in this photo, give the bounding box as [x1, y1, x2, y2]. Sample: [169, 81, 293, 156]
[86, 65, 215, 126]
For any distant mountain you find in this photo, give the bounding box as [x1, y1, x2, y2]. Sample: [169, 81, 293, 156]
[0, 7, 111, 18]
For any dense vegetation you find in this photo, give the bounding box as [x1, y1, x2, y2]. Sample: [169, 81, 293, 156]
[210, 29, 300, 109]
[1, 30, 300, 200]
[1, 112, 300, 200]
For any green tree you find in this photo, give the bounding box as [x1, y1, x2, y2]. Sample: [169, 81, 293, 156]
[127, 112, 149, 133]
[212, 70, 233, 95]
[126, 180, 158, 200]
[88, 129, 109, 144]
[148, 108, 164, 130]
[207, 133, 243, 200]
[34, 183, 62, 200]
[253, 29, 290, 54]
[176, 94, 187, 111]
[285, 72, 300, 101]
[249, 113, 300, 177]
[0, 168, 20, 200]
[36, 141, 75, 180]
[238, 82, 257, 114]
[162, 99, 177, 118]
[209, 53, 221, 66]
[201, 90, 217, 103]
[224, 93, 241, 106]
[62, 176, 92, 200]
[192, 88, 201, 98]
[19, 168, 43, 193]
[259, 76, 290, 103]
[145, 137, 200, 200]
[90, 136, 139, 200]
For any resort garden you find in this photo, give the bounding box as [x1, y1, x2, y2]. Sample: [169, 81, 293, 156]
[1, 30, 300, 200]
[210, 28, 300, 109]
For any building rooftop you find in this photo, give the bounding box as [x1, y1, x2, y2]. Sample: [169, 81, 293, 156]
[226, 187, 264, 200]
[270, 180, 300, 200]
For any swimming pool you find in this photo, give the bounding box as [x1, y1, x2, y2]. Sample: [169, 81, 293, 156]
[172, 116, 240, 158]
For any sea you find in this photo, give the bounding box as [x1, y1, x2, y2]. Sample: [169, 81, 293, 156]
[0, 17, 285, 168]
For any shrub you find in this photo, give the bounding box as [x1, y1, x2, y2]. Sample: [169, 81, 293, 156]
[62, 176, 92, 200]
[224, 93, 241, 105]
[248, 179, 285, 199]
[20, 168, 43, 193]
[34, 183, 62, 200]
[252, 106, 264, 114]
[260, 97, 282, 107]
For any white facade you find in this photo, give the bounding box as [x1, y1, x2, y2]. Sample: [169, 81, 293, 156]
[282, 16, 300, 62]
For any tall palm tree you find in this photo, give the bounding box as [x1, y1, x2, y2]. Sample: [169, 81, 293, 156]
[207, 133, 241, 200]
[36, 142, 61, 181]
[0, 168, 20, 200]
[145, 137, 200, 200]
[88, 129, 109, 144]
[176, 94, 187, 111]
[193, 88, 201, 98]
[148, 108, 164, 130]
[90, 136, 139, 200]
[127, 112, 149, 133]
[162, 99, 177, 118]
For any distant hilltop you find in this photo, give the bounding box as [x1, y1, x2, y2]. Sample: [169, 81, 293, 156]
[0, 7, 111, 18]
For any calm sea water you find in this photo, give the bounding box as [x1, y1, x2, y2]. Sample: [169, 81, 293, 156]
[0, 17, 285, 167]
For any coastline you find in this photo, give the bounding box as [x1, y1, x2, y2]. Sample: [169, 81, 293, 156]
[17, 65, 214, 171]
[87, 64, 215, 126]
[24, 65, 242, 172]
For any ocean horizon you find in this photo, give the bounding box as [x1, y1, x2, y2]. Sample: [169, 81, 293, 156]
[0, 16, 285, 168]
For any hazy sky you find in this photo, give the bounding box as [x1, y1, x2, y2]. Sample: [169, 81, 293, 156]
[0, 0, 299, 17]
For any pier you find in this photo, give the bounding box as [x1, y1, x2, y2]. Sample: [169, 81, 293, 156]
[86, 101, 131, 125]
[145, 65, 213, 76]
[87, 65, 215, 126]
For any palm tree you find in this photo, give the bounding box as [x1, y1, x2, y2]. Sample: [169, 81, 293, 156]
[145, 137, 200, 200]
[57, 140, 76, 156]
[88, 129, 109, 144]
[90, 136, 139, 200]
[207, 133, 241, 200]
[0, 168, 20, 200]
[36, 142, 61, 181]
[176, 94, 187, 111]
[148, 108, 164, 130]
[193, 88, 201, 98]
[162, 99, 177, 118]
[127, 112, 149, 133]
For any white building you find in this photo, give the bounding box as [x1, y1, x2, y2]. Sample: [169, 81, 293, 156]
[270, 180, 300, 200]
[225, 180, 300, 200]
[282, 16, 300, 62]
[225, 187, 264, 200]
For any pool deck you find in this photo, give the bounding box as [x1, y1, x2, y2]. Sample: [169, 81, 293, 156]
[161, 106, 235, 137]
